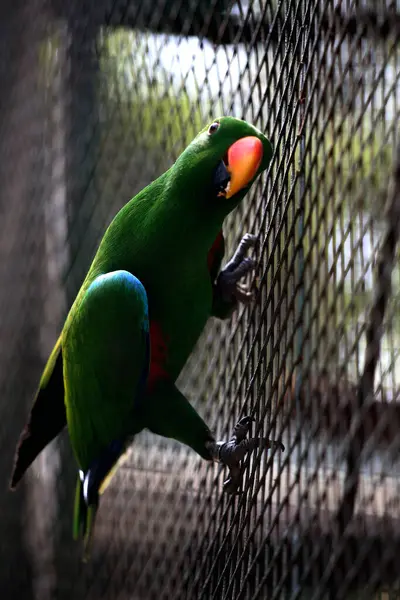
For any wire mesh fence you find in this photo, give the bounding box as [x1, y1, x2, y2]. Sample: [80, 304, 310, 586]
[0, 0, 400, 598]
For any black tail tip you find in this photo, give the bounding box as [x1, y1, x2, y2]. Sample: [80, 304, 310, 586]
[9, 470, 21, 491]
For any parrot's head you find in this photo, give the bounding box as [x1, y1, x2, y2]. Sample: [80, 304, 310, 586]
[171, 116, 273, 219]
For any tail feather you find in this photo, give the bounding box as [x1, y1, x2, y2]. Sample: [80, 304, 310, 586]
[73, 474, 86, 541]
[73, 474, 98, 562]
[83, 506, 98, 563]
[73, 439, 125, 561]
[10, 338, 66, 489]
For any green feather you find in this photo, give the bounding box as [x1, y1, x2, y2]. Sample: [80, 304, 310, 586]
[11, 117, 273, 558]
[82, 505, 97, 563]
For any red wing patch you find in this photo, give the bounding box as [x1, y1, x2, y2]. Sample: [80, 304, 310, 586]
[147, 321, 169, 392]
[207, 229, 224, 273]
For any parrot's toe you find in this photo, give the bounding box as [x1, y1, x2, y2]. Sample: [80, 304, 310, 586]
[233, 415, 255, 441]
[232, 283, 256, 304]
[216, 233, 259, 303]
[240, 233, 258, 250]
[205, 415, 284, 495]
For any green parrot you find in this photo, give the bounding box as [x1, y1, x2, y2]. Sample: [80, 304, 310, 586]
[10, 116, 284, 559]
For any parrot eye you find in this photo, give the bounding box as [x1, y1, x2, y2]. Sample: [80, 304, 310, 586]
[208, 122, 220, 135]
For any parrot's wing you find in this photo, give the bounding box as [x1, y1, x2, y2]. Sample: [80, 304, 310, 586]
[63, 270, 150, 555]
[10, 335, 66, 489]
[64, 270, 149, 472]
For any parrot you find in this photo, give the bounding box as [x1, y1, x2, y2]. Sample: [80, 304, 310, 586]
[10, 116, 284, 559]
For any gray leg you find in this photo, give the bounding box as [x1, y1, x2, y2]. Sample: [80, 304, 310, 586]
[143, 382, 284, 495]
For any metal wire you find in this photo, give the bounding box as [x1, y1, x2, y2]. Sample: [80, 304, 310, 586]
[0, 1, 400, 599]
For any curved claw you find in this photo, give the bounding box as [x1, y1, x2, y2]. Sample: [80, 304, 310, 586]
[232, 286, 255, 304]
[233, 415, 255, 442]
[238, 233, 258, 254]
[236, 415, 255, 427]
[228, 234, 258, 270]
[223, 476, 243, 495]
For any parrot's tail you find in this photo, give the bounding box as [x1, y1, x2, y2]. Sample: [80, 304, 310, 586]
[73, 474, 98, 563]
[73, 440, 125, 562]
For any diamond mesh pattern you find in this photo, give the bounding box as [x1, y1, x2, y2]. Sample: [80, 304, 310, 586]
[0, 1, 400, 599]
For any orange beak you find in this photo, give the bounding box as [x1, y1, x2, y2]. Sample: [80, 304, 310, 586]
[225, 136, 264, 199]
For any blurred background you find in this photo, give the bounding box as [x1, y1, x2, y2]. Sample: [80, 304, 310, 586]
[1, 0, 400, 598]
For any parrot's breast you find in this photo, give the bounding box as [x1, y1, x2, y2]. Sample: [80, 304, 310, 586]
[145, 262, 213, 385]
[147, 321, 169, 393]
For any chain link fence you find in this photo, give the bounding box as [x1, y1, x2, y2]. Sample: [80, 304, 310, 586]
[1, 0, 400, 598]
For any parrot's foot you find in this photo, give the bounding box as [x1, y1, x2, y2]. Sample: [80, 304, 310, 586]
[206, 416, 284, 494]
[216, 233, 258, 304]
